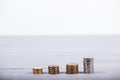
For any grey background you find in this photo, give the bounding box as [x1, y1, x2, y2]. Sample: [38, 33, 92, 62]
[0, 36, 120, 80]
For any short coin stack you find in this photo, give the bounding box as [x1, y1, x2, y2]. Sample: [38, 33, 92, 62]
[66, 63, 78, 74]
[48, 65, 59, 74]
[83, 58, 94, 74]
[33, 67, 43, 74]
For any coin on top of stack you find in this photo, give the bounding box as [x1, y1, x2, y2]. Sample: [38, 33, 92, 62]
[48, 65, 59, 74]
[66, 63, 78, 74]
[33, 67, 43, 74]
[83, 57, 94, 74]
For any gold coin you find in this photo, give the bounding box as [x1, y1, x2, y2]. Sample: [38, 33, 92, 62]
[33, 67, 43, 74]
[48, 65, 59, 74]
[66, 63, 78, 74]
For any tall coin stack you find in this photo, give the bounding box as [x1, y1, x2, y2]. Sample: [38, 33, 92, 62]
[83, 58, 94, 74]
[66, 63, 78, 74]
[33, 67, 43, 74]
[48, 65, 59, 74]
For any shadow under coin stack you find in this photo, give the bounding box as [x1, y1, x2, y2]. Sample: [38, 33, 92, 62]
[33, 67, 43, 74]
[48, 65, 59, 74]
[66, 63, 78, 74]
[83, 58, 94, 74]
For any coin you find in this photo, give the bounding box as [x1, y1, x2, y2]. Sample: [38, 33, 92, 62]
[48, 65, 59, 74]
[83, 58, 94, 74]
[66, 63, 78, 74]
[33, 67, 43, 74]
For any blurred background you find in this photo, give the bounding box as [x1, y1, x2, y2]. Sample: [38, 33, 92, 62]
[0, 36, 120, 68]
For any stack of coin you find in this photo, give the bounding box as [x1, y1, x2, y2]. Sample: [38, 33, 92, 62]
[33, 67, 43, 74]
[48, 65, 59, 74]
[83, 58, 94, 74]
[66, 63, 78, 74]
